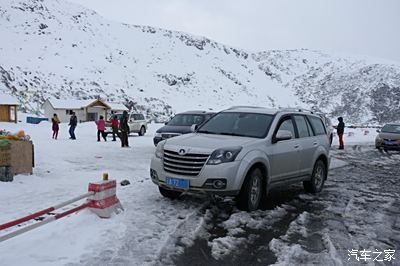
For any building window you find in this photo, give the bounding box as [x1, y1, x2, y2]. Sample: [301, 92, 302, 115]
[66, 109, 73, 115]
[10, 106, 16, 121]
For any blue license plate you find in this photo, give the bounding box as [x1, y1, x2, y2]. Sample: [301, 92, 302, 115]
[165, 177, 189, 189]
[384, 140, 395, 145]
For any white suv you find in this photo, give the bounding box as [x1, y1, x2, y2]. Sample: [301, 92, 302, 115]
[150, 107, 331, 211]
[106, 112, 148, 136]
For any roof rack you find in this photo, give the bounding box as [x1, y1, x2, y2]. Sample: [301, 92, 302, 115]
[279, 107, 319, 114]
[227, 106, 265, 110]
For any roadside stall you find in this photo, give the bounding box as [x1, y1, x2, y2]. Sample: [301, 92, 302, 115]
[0, 130, 34, 182]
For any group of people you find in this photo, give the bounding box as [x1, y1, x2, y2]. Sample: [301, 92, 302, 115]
[50, 111, 131, 147]
[51, 112, 346, 149]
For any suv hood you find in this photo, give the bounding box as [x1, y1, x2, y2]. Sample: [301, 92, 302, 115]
[163, 133, 257, 153]
[378, 132, 400, 140]
[156, 125, 192, 134]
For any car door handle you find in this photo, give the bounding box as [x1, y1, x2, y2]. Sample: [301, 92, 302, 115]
[313, 142, 318, 146]
[294, 144, 300, 149]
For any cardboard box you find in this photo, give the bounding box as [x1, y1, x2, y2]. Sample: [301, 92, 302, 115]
[9, 140, 34, 175]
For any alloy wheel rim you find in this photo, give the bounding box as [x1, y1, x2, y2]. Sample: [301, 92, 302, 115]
[314, 165, 324, 188]
[250, 176, 261, 206]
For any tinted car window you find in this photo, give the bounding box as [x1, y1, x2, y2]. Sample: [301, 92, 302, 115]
[276, 117, 296, 138]
[294, 115, 310, 138]
[168, 114, 205, 126]
[381, 124, 400, 134]
[308, 116, 326, 135]
[305, 117, 315, 136]
[138, 114, 145, 120]
[198, 112, 274, 138]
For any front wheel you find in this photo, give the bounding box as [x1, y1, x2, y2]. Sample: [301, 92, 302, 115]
[303, 160, 327, 193]
[159, 186, 182, 199]
[236, 168, 263, 211]
[138, 126, 146, 136]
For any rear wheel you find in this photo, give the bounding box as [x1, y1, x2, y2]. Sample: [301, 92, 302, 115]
[236, 168, 263, 211]
[138, 126, 146, 136]
[303, 160, 327, 193]
[159, 186, 182, 199]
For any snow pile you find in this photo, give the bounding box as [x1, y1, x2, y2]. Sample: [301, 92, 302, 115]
[209, 207, 287, 260]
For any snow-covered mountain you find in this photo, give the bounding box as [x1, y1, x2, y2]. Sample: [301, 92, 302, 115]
[1, 0, 399, 123]
[254, 50, 400, 124]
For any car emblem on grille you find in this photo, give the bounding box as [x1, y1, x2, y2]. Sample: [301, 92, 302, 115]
[178, 149, 186, 155]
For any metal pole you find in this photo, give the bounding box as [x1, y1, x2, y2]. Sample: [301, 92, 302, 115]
[0, 192, 94, 231]
[0, 202, 90, 242]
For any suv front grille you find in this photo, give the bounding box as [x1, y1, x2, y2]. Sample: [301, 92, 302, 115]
[163, 149, 209, 176]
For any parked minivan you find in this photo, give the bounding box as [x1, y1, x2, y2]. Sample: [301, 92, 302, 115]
[150, 107, 330, 211]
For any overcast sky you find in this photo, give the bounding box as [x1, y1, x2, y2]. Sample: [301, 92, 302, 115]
[69, 0, 400, 62]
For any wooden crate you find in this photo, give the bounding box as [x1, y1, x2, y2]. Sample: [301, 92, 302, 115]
[0, 148, 11, 166]
[9, 140, 34, 175]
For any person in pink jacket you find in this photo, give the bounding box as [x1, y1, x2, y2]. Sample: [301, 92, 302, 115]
[95, 115, 107, 142]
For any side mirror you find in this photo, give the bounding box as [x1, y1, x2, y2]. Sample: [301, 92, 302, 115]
[164, 122, 168, 125]
[274, 130, 293, 142]
[376, 129, 380, 133]
[190, 124, 198, 132]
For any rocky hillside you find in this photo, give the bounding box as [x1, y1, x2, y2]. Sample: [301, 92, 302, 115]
[1, 0, 399, 123]
[254, 50, 400, 124]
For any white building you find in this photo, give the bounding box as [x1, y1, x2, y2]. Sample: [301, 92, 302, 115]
[42, 99, 127, 123]
[108, 103, 129, 115]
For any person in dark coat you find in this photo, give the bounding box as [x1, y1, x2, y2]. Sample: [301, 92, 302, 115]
[51, 113, 60, 139]
[69, 112, 77, 140]
[337, 117, 345, 149]
[110, 115, 119, 141]
[119, 111, 130, 147]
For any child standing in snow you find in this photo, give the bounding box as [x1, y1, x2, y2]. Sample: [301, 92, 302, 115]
[95, 115, 107, 142]
[51, 113, 60, 139]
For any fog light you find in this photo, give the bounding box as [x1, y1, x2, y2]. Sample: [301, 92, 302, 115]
[203, 179, 227, 189]
[213, 180, 225, 189]
[150, 169, 158, 180]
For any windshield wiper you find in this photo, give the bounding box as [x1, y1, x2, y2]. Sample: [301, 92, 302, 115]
[197, 130, 218, 134]
[218, 132, 245, 137]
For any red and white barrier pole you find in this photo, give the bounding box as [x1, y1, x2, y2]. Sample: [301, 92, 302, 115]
[0, 173, 123, 243]
[0, 192, 94, 231]
[0, 202, 90, 242]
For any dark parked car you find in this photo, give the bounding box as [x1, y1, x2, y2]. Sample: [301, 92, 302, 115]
[375, 123, 400, 150]
[153, 111, 214, 146]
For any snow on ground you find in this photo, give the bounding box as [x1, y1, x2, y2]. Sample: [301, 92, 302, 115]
[0, 120, 378, 266]
[0, 120, 208, 266]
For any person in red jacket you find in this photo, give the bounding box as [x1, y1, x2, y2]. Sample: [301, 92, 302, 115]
[51, 113, 60, 139]
[110, 115, 119, 141]
[95, 115, 107, 142]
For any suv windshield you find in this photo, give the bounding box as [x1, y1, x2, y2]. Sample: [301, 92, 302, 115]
[198, 112, 274, 138]
[381, 124, 400, 134]
[167, 114, 205, 126]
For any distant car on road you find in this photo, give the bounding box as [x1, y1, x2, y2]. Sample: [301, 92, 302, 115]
[153, 111, 214, 146]
[375, 123, 400, 150]
[105, 112, 148, 136]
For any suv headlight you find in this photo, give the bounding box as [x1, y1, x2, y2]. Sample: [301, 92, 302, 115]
[155, 141, 165, 159]
[154, 132, 162, 138]
[207, 147, 242, 165]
